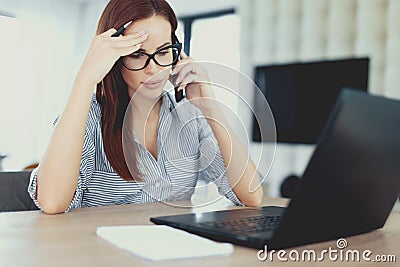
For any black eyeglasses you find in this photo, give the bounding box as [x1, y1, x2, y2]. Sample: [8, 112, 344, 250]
[122, 43, 182, 71]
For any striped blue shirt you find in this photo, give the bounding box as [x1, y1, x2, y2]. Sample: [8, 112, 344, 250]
[28, 92, 242, 212]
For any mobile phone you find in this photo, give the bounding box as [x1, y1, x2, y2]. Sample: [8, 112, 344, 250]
[174, 82, 184, 103]
[172, 35, 184, 103]
[171, 66, 184, 102]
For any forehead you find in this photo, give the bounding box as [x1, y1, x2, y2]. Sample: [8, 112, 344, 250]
[125, 16, 171, 39]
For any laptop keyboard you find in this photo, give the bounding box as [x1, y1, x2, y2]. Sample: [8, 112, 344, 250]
[199, 215, 283, 234]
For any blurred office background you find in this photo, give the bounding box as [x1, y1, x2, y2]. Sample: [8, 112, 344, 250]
[0, 0, 399, 200]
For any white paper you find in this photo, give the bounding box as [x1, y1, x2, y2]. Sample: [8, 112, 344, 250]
[96, 225, 234, 261]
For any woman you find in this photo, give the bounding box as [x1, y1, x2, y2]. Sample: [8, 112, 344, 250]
[28, 0, 263, 214]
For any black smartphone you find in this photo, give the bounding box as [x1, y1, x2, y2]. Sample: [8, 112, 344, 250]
[174, 85, 184, 103]
[172, 68, 184, 103]
[172, 35, 184, 103]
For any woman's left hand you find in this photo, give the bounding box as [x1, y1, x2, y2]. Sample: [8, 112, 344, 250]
[171, 51, 218, 114]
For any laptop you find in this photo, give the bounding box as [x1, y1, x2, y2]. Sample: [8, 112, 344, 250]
[150, 89, 400, 250]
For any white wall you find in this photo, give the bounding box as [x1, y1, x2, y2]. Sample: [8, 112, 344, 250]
[238, 0, 400, 100]
[0, 0, 106, 170]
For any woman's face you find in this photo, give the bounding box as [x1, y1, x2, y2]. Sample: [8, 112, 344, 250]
[121, 16, 173, 100]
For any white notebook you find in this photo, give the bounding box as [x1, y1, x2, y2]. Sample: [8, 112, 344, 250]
[96, 225, 234, 261]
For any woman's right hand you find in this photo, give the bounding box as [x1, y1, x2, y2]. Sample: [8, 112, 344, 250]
[76, 28, 148, 88]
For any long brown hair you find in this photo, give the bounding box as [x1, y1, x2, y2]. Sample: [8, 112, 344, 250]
[95, 0, 178, 181]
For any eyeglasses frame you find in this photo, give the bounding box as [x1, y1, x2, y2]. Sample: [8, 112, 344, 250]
[121, 42, 182, 71]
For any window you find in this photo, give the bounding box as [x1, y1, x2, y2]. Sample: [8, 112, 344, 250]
[177, 10, 241, 111]
[178, 9, 239, 68]
[191, 14, 240, 68]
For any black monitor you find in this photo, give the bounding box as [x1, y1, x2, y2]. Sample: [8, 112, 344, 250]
[252, 58, 369, 144]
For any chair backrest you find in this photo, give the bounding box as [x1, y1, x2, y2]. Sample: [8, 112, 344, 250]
[0, 171, 39, 212]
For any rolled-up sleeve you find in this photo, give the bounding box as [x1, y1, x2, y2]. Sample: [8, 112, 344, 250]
[196, 113, 243, 206]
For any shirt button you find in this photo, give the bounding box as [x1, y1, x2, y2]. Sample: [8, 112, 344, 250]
[155, 182, 161, 188]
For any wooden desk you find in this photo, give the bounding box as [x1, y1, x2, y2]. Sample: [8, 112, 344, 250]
[0, 197, 398, 266]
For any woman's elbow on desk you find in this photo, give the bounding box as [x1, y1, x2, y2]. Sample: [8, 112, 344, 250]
[238, 187, 264, 207]
[35, 169, 78, 214]
[37, 185, 72, 214]
[37, 194, 70, 214]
